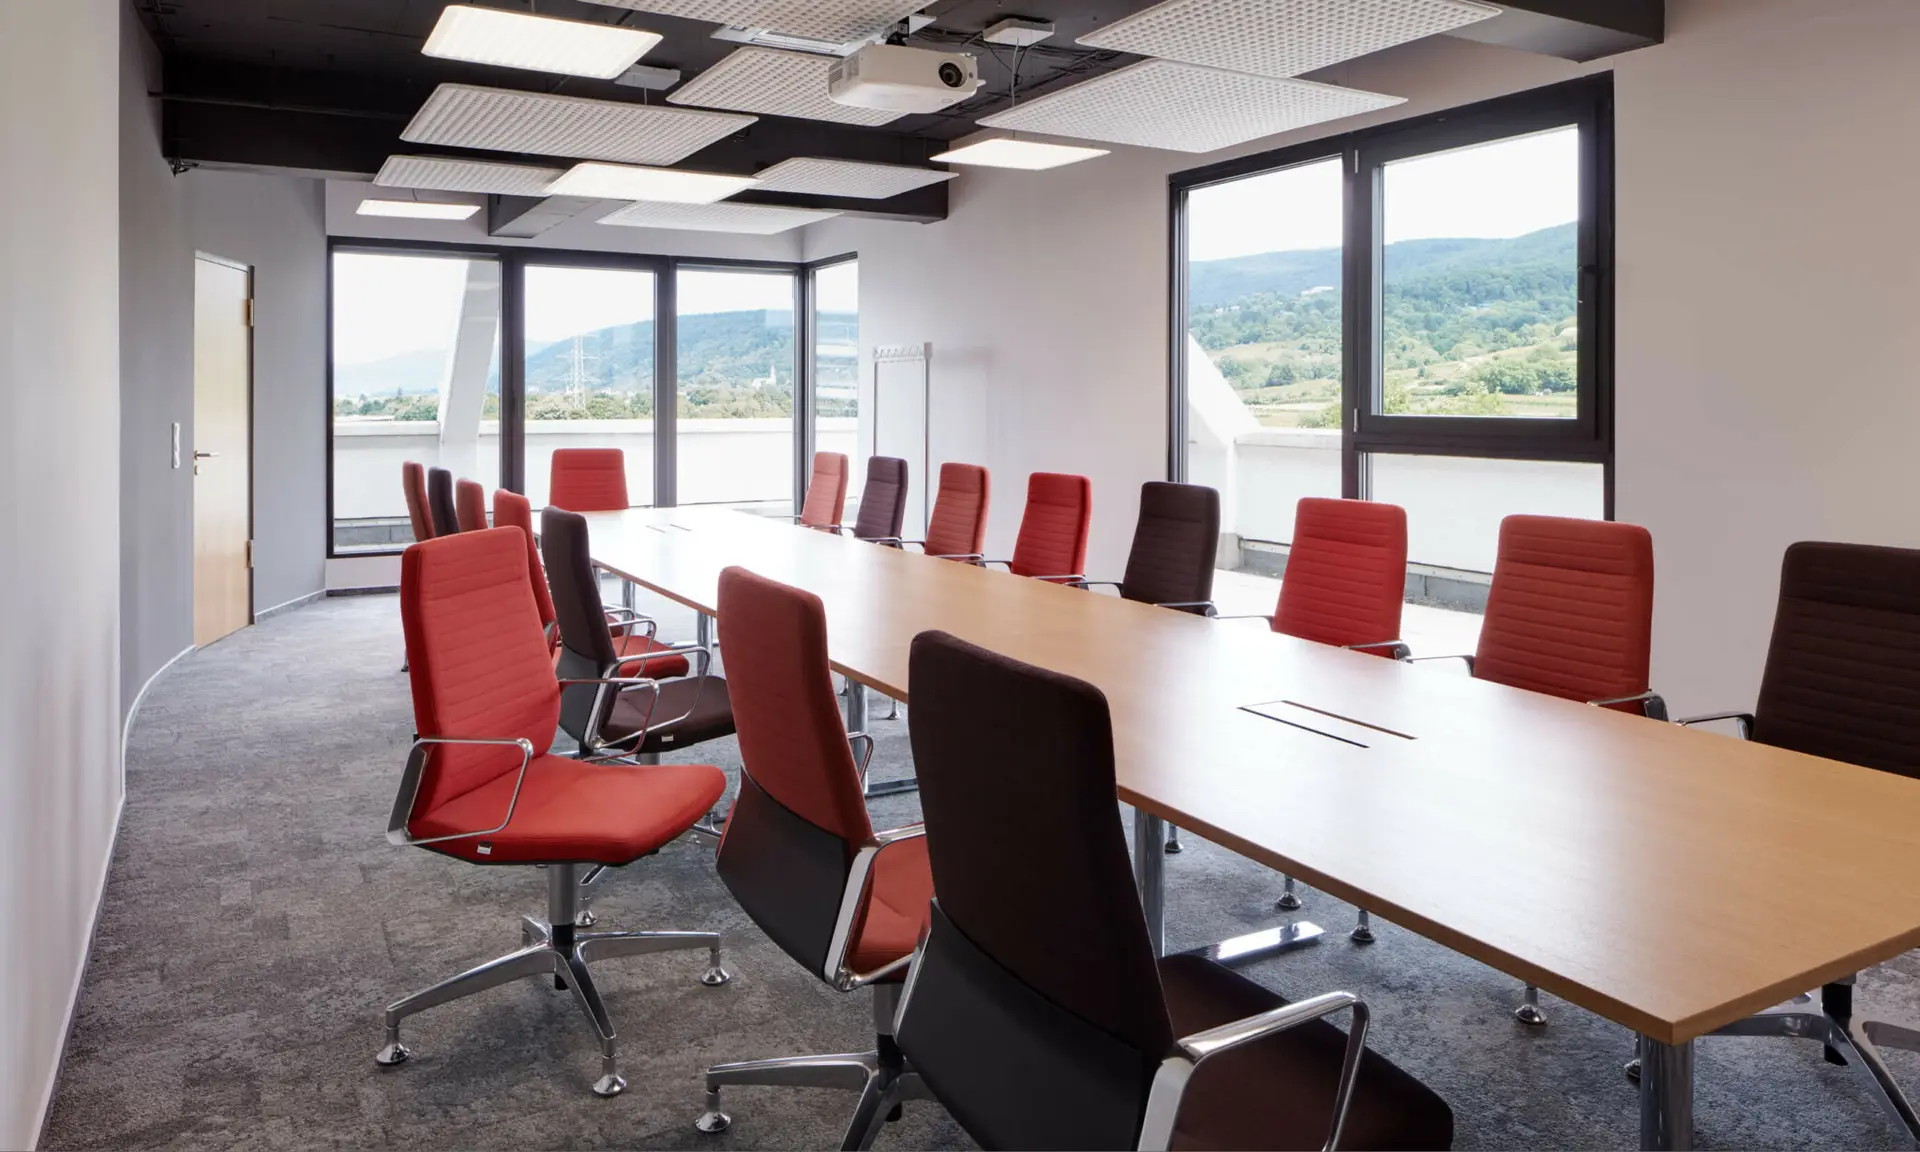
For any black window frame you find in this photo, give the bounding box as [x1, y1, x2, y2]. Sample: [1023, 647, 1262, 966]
[324, 236, 851, 559]
[1168, 75, 1616, 516]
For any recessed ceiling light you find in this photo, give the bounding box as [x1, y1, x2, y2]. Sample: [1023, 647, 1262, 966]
[546, 161, 760, 203]
[356, 199, 482, 220]
[930, 133, 1109, 171]
[598, 200, 841, 234]
[423, 5, 662, 80]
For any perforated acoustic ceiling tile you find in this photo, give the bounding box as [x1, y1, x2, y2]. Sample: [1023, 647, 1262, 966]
[374, 155, 567, 196]
[581, 0, 928, 45]
[752, 157, 953, 198]
[667, 47, 903, 126]
[599, 200, 841, 234]
[979, 60, 1404, 154]
[1077, 0, 1499, 79]
[401, 84, 755, 166]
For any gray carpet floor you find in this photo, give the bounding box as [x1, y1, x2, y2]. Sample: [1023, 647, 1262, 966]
[40, 592, 1920, 1150]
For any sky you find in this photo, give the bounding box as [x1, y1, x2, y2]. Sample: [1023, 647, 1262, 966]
[1186, 125, 1579, 263]
[333, 254, 804, 366]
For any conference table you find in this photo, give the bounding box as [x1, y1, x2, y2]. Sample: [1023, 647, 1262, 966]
[580, 505, 1920, 1150]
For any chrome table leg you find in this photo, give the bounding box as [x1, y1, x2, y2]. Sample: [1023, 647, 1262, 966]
[696, 611, 714, 652]
[1133, 807, 1166, 957]
[1276, 874, 1302, 911]
[1637, 1035, 1694, 1150]
[1515, 984, 1548, 1026]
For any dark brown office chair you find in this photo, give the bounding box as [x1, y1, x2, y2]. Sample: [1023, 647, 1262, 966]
[895, 629, 1454, 1151]
[1656, 541, 1920, 1137]
[1076, 481, 1220, 614]
[454, 478, 488, 533]
[848, 456, 909, 543]
[426, 466, 459, 538]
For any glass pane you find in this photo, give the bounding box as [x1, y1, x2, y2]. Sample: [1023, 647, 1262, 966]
[1379, 126, 1579, 419]
[522, 265, 656, 509]
[812, 261, 862, 517]
[1184, 159, 1344, 597]
[330, 251, 501, 552]
[676, 268, 796, 509]
[1368, 453, 1603, 574]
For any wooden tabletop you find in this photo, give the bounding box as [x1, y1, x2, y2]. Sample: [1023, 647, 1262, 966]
[583, 506, 1920, 1046]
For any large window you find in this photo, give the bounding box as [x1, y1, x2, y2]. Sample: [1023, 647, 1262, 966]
[675, 268, 797, 509]
[1172, 77, 1612, 587]
[520, 264, 656, 509]
[329, 249, 501, 553]
[810, 259, 861, 513]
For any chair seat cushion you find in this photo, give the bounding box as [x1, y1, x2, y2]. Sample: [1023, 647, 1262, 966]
[848, 834, 934, 977]
[410, 753, 725, 866]
[1158, 953, 1454, 1151]
[605, 676, 735, 754]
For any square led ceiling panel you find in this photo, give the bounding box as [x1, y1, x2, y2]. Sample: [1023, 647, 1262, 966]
[668, 47, 903, 126]
[581, 0, 928, 45]
[1077, 0, 1499, 79]
[401, 84, 755, 166]
[599, 200, 841, 234]
[375, 155, 567, 196]
[979, 60, 1404, 153]
[752, 157, 954, 198]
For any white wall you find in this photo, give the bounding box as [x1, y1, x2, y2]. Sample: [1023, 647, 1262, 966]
[0, 1, 124, 1145]
[803, 0, 1920, 712]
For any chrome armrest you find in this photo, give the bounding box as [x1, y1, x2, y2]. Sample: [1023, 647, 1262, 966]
[981, 558, 1012, 570]
[602, 608, 659, 645]
[823, 824, 928, 990]
[1072, 579, 1123, 592]
[1345, 639, 1411, 659]
[848, 731, 876, 776]
[927, 552, 985, 563]
[592, 644, 720, 750]
[1676, 710, 1755, 738]
[1030, 573, 1087, 584]
[1154, 600, 1218, 615]
[385, 735, 536, 848]
[1405, 652, 1474, 671]
[1138, 991, 1370, 1152]
[557, 675, 661, 755]
[1588, 690, 1670, 722]
[1214, 613, 1277, 625]
[863, 536, 906, 548]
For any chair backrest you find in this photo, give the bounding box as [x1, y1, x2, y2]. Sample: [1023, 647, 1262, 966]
[492, 489, 555, 633]
[850, 456, 909, 541]
[713, 566, 874, 975]
[898, 630, 1172, 1150]
[539, 507, 625, 744]
[426, 467, 459, 538]
[401, 461, 435, 543]
[454, 478, 488, 534]
[1275, 497, 1408, 653]
[922, 462, 990, 559]
[798, 452, 849, 529]
[399, 528, 559, 818]
[1474, 514, 1655, 709]
[1752, 542, 1920, 778]
[1118, 481, 1219, 612]
[548, 447, 629, 512]
[1009, 472, 1092, 581]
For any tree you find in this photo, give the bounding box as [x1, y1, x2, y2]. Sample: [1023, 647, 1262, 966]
[1265, 362, 1297, 387]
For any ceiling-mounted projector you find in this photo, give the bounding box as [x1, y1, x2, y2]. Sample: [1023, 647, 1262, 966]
[828, 44, 981, 113]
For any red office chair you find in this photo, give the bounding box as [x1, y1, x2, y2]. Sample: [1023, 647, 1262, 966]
[693, 567, 934, 1147]
[401, 461, 436, 544]
[797, 451, 849, 530]
[376, 527, 730, 1097]
[899, 462, 990, 562]
[985, 471, 1092, 583]
[1412, 512, 1664, 1024]
[454, 478, 488, 533]
[549, 447, 629, 512]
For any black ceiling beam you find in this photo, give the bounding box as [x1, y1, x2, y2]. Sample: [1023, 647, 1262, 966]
[1446, 0, 1662, 61]
[159, 56, 950, 224]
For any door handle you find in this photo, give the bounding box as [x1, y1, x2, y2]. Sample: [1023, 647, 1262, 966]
[194, 450, 219, 459]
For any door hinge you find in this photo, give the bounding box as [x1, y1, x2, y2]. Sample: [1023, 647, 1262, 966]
[244, 298, 255, 328]
[246, 539, 255, 569]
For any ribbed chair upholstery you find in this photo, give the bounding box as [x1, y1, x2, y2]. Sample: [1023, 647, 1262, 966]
[849, 456, 909, 542]
[492, 489, 559, 652]
[1678, 542, 1920, 1121]
[896, 630, 1455, 1151]
[376, 527, 728, 1097]
[1081, 482, 1219, 614]
[401, 461, 436, 543]
[543, 507, 729, 765]
[1436, 513, 1664, 1025]
[798, 451, 850, 530]
[549, 448, 629, 512]
[694, 567, 935, 1148]
[454, 478, 488, 533]
[990, 472, 1092, 583]
[911, 463, 991, 561]
[426, 467, 459, 538]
